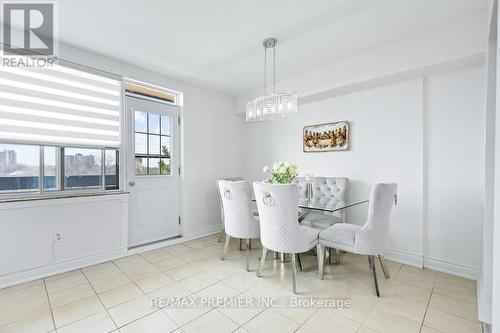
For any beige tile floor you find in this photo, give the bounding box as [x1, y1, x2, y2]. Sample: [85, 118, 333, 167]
[0, 235, 482, 333]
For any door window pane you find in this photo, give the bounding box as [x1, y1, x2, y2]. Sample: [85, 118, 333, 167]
[135, 157, 147, 175]
[148, 135, 160, 155]
[161, 116, 171, 136]
[160, 159, 170, 175]
[135, 111, 173, 176]
[105, 150, 118, 189]
[135, 133, 147, 154]
[161, 136, 170, 158]
[148, 113, 160, 134]
[44, 146, 57, 191]
[149, 158, 160, 175]
[0, 144, 39, 192]
[64, 148, 102, 188]
[135, 111, 147, 132]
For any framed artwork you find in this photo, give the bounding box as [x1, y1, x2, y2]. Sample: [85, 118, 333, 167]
[303, 121, 349, 152]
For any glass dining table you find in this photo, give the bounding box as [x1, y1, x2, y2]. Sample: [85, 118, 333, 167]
[249, 197, 369, 261]
[296, 198, 369, 222]
[251, 197, 370, 222]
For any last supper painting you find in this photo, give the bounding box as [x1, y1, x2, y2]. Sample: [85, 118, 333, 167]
[303, 121, 350, 152]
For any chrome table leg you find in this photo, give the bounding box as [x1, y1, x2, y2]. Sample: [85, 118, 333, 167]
[257, 247, 267, 277]
[245, 239, 250, 271]
[291, 253, 298, 294]
[378, 255, 390, 279]
[317, 244, 325, 280]
[221, 235, 230, 260]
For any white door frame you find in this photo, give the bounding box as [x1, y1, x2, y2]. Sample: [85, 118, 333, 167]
[123, 89, 184, 247]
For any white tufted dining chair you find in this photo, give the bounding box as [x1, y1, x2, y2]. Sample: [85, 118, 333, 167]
[253, 181, 320, 294]
[295, 177, 348, 264]
[216, 177, 243, 243]
[218, 180, 260, 271]
[316, 183, 398, 297]
[298, 177, 349, 229]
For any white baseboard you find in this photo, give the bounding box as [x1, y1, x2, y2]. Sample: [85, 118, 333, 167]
[0, 248, 127, 289]
[127, 224, 222, 255]
[423, 256, 478, 280]
[384, 248, 423, 268]
[384, 248, 478, 280]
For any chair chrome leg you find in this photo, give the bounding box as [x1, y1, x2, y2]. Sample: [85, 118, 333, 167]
[317, 244, 325, 280]
[281, 252, 286, 263]
[291, 253, 298, 294]
[378, 255, 390, 279]
[368, 255, 380, 297]
[328, 247, 332, 265]
[336, 248, 341, 265]
[239, 238, 243, 251]
[274, 251, 279, 259]
[297, 254, 303, 271]
[245, 239, 250, 271]
[221, 235, 230, 260]
[257, 247, 267, 277]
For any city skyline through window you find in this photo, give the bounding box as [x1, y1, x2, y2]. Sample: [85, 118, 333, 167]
[0, 144, 119, 194]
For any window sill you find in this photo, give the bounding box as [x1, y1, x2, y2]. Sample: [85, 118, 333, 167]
[0, 190, 129, 204]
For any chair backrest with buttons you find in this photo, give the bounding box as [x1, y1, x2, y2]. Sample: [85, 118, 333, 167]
[294, 177, 348, 220]
[312, 177, 348, 220]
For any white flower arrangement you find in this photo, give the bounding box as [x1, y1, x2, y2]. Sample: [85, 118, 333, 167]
[262, 160, 298, 184]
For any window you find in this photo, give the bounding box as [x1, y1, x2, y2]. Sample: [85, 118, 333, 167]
[64, 148, 102, 189]
[134, 111, 171, 175]
[0, 63, 122, 197]
[105, 149, 119, 190]
[0, 144, 39, 192]
[0, 143, 119, 196]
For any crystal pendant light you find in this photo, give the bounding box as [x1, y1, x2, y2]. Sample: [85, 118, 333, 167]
[246, 38, 297, 121]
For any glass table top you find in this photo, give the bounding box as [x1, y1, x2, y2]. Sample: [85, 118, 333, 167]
[251, 197, 369, 213]
[297, 198, 369, 213]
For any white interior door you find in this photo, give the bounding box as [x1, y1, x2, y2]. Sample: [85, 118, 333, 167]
[126, 96, 180, 247]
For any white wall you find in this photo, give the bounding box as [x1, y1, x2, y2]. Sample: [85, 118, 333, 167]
[480, 33, 496, 325]
[492, 0, 500, 330]
[181, 87, 245, 237]
[424, 67, 485, 277]
[0, 194, 128, 287]
[478, 1, 497, 325]
[243, 65, 485, 278]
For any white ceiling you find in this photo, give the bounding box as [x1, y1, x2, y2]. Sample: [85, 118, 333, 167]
[57, 0, 487, 96]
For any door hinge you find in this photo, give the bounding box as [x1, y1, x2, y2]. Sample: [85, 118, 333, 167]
[178, 166, 181, 175]
[178, 216, 181, 225]
[178, 116, 181, 126]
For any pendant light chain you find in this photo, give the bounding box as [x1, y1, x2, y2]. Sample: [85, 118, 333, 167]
[264, 46, 267, 95]
[273, 44, 276, 94]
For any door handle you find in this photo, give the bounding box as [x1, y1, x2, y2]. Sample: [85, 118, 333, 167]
[128, 180, 136, 187]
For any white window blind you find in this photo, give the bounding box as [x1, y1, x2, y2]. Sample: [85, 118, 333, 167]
[0, 64, 121, 147]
